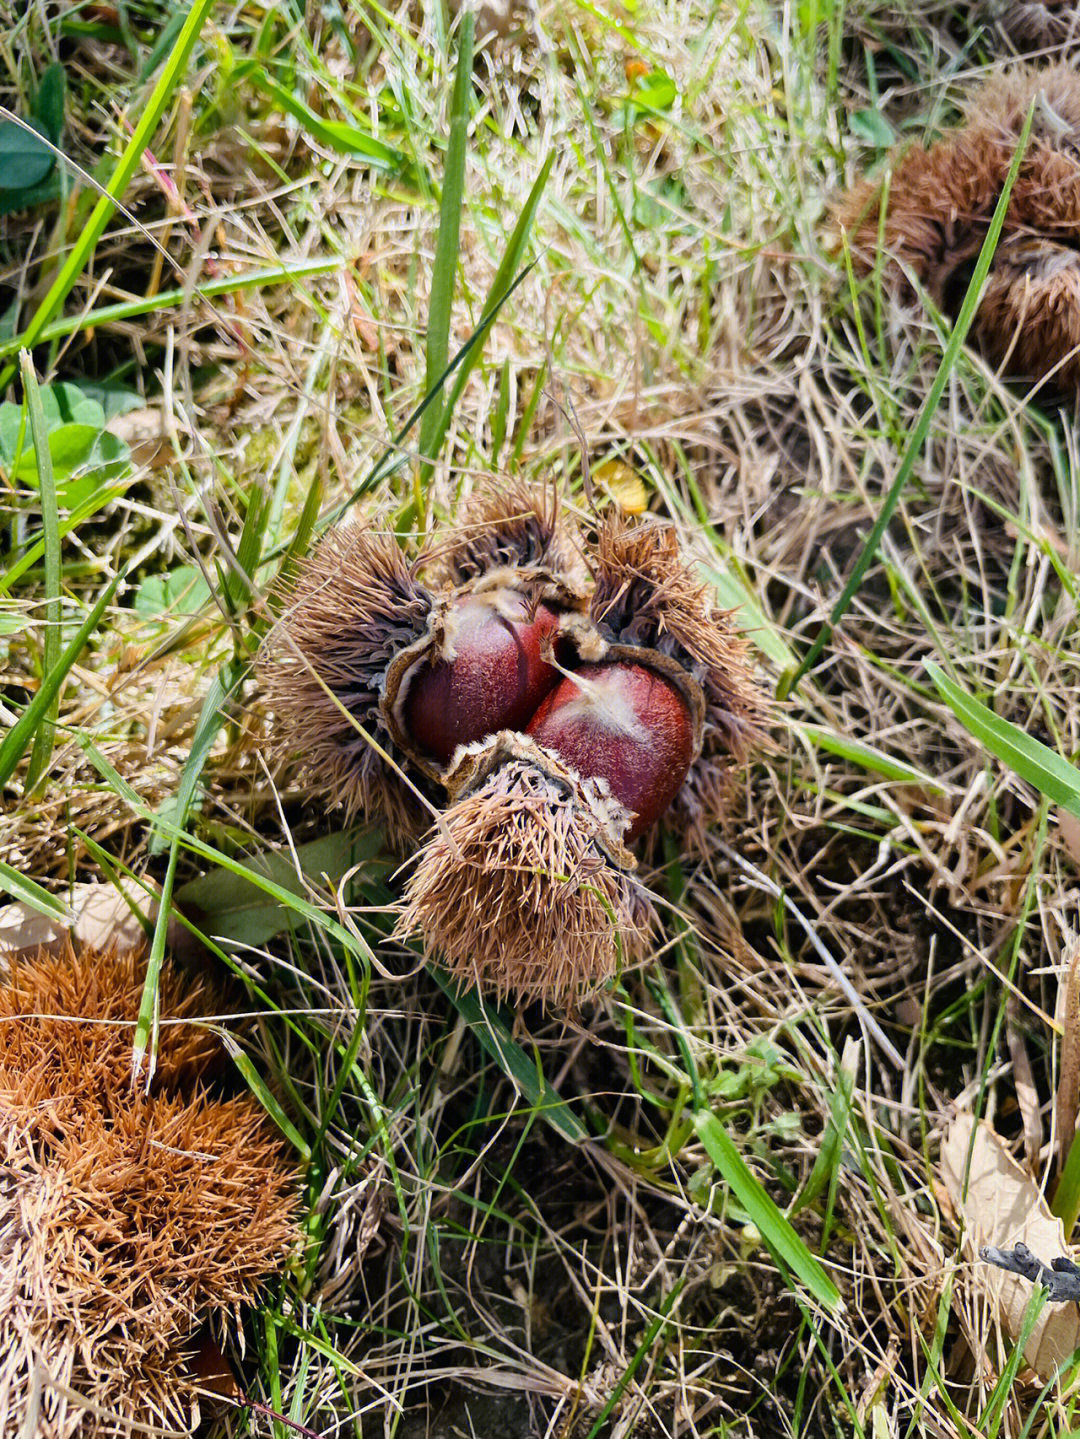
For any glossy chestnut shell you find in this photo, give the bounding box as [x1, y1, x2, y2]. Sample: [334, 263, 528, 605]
[526, 661, 694, 840]
[403, 593, 560, 766]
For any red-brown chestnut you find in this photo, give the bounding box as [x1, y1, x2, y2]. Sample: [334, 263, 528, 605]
[590, 515, 766, 847]
[526, 659, 698, 841]
[388, 584, 562, 768]
[259, 491, 589, 845]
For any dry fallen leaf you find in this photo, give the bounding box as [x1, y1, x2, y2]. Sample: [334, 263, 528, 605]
[941, 1110, 1080, 1379]
[0, 879, 180, 963]
[105, 406, 182, 468]
[0, 902, 69, 962]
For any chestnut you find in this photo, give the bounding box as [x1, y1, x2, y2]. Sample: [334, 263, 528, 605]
[589, 515, 765, 846]
[395, 591, 561, 767]
[260, 488, 589, 845]
[526, 661, 695, 840]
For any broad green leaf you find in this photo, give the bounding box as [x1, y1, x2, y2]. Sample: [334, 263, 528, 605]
[175, 831, 386, 948]
[849, 108, 895, 148]
[693, 1108, 841, 1312]
[39, 382, 104, 427]
[32, 63, 66, 143]
[0, 118, 54, 190]
[135, 565, 212, 619]
[925, 661, 1080, 821]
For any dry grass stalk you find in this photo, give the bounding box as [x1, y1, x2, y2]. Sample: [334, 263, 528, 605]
[0, 939, 298, 1437]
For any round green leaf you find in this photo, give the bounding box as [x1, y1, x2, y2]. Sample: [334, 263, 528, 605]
[0, 118, 55, 191]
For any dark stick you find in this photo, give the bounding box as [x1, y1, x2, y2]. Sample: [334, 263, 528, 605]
[980, 1242, 1080, 1303]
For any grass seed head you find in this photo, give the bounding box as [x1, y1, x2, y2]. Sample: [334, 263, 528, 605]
[395, 732, 655, 1008]
[0, 938, 299, 1437]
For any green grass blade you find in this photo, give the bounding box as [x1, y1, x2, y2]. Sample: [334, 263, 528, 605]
[418, 10, 474, 481]
[693, 1108, 841, 1312]
[925, 661, 1080, 822]
[1052, 1127, 1080, 1238]
[0, 860, 70, 919]
[427, 967, 589, 1145]
[783, 97, 1036, 696]
[792, 721, 947, 791]
[582, 1278, 685, 1439]
[19, 352, 61, 791]
[133, 664, 241, 1083]
[0, 259, 339, 361]
[0, 568, 122, 789]
[0, 0, 217, 390]
[422, 151, 553, 465]
[251, 70, 405, 169]
[221, 1030, 312, 1160]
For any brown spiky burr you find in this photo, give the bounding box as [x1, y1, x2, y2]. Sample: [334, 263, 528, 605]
[260, 521, 437, 843]
[993, 0, 1079, 48]
[395, 732, 655, 1008]
[833, 64, 1080, 390]
[0, 939, 299, 1437]
[396, 514, 766, 1005]
[423, 477, 587, 591]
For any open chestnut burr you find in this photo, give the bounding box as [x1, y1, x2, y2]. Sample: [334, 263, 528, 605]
[396, 514, 765, 1008]
[833, 64, 1080, 393]
[262, 486, 764, 1007]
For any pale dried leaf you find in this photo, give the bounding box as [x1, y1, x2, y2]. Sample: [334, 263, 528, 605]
[941, 1110, 1080, 1379]
[105, 406, 179, 467]
[0, 880, 169, 965]
[0, 903, 68, 962]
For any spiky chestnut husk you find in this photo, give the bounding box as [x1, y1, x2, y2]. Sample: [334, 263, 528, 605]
[589, 515, 766, 842]
[832, 64, 1080, 389]
[395, 733, 655, 1008]
[424, 478, 588, 592]
[260, 522, 437, 844]
[992, 0, 1078, 48]
[0, 939, 298, 1438]
[527, 660, 698, 841]
[975, 236, 1080, 386]
[262, 523, 579, 840]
